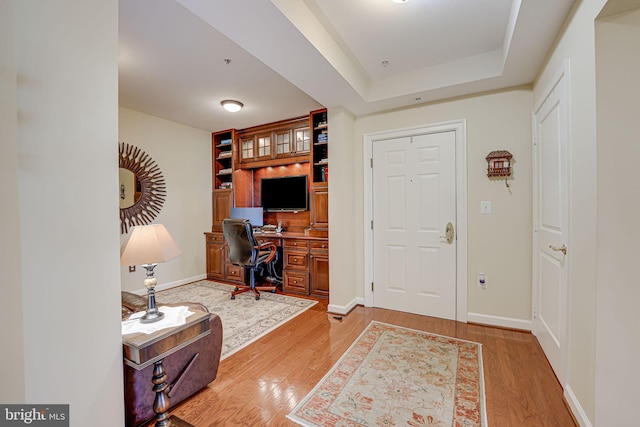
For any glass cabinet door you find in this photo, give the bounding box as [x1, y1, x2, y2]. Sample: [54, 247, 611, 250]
[257, 134, 271, 158]
[276, 130, 291, 155]
[294, 127, 310, 153]
[240, 136, 254, 161]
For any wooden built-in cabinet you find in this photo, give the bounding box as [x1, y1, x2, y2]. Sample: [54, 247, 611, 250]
[310, 240, 329, 297]
[310, 186, 329, 229]
[237, 116, 310, 167]
[206, 109, 330, 298]
[205, 232, 225, 280]
[211, 189, 233, 231]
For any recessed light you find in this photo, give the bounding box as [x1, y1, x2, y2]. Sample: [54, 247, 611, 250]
[221, 100, 243, 112]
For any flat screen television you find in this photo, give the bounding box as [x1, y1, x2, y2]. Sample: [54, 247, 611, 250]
[230, 207, 264, 227]
[260, 175, 308, 212]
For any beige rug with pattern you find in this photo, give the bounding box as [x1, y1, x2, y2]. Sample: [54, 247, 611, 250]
[288, 321, 486, 427]
[158, 280, 317, 360]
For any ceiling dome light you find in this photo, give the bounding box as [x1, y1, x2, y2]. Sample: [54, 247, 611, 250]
[392, 0, 410, 3]
[221, 100, 243, 112]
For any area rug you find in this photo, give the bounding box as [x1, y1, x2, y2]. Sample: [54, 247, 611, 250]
[288, 321, 486, 427]
[158, 280, 316, 360]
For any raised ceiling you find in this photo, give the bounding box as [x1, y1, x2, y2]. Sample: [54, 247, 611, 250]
[118, 0, 576, 132]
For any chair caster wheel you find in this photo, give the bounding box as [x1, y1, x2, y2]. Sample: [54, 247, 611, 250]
[231, 295, 236, 300]
[234, 287, 239, 291]
[271, 290, 276, 293]
[255, 296, 260, 300]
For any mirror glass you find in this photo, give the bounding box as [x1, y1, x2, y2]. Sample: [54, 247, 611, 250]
[119, 168, 141, 209]
[118, 142, 166, 234]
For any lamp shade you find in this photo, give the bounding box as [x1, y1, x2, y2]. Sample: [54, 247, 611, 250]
[120, 224, 182, 266]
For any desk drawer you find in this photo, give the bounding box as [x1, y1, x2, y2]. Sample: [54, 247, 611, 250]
[225, 264, 245, 283]
[310, 240, 329, 253]
[283, 271, 309, 294]
[206, 233, 224, 244]
[256, 237, 281, 246]
[284, 251, 308, 270]
[284, 239, 309, 250]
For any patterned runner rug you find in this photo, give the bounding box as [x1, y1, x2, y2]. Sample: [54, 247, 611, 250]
[158, 280, 317, 360]
[288, 321, 486, 427]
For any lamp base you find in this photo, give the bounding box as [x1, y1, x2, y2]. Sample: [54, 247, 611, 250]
[141, 263, 164, 324]
[140, 308, 164, 324]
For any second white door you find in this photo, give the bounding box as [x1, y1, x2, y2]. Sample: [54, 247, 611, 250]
[372, 131, 457, 319]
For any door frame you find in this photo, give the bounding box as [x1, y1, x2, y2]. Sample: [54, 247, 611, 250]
[363, 120, 468, 322]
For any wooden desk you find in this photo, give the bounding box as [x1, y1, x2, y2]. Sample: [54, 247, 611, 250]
[123, 310, 211, 427]
[205, 231, 329, 298]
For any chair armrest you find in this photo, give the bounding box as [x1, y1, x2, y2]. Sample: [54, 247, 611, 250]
[255, 242, 277, 264]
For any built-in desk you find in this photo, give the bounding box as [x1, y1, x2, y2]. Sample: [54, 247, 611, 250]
[204, 231, 329, 298]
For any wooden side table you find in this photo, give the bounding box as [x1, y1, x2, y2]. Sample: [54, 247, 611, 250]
[123, 310, 211, 427]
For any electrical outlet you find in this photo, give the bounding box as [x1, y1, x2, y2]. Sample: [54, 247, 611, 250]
[477, 273, 487, 289]
[129, 265, 136, 273]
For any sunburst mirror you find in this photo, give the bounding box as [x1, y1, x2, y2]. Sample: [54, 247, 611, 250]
[118, 142, 166, 234]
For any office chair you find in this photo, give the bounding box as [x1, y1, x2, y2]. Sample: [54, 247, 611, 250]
[222, 218, 278, 300]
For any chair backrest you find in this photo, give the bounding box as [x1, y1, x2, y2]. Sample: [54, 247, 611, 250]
[222, 218, 258, 267]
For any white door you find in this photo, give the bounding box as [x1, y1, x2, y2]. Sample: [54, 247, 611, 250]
[532, 66, 570, 384]
[372, 131, 457, 319]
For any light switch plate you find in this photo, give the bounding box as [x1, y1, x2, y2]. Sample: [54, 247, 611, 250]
[480, 201, 492, 214]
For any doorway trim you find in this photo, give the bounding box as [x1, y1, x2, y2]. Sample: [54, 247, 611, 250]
[363, 120, 468, 322]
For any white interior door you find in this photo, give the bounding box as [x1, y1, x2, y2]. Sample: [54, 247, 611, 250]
[533, 65, 570, 384]
[372, 131, 457, 319]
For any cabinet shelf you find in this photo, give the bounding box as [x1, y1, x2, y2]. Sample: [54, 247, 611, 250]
[311, 108, 329, 184]
[212, 129, 235, 189]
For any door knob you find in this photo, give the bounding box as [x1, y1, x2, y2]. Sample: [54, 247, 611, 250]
[549, 244, 567, 255]
[440, 222, 454, 244]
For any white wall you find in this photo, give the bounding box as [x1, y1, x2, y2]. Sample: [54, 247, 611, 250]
[595, 7, 640, 426]
[326, 107, 357, 313]
[339, 89, 534, 325]
[0, 0, 25, 403]
[119, 107, 212, 293]
[10, 1, 124, 424]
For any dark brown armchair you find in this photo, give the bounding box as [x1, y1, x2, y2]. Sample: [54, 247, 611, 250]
[222, 218, 278, 300]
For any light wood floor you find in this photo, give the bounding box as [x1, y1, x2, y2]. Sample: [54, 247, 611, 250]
[156, 299, 577, 427]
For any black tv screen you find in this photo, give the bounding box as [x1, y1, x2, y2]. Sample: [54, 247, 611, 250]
[261, 175, 308, 212]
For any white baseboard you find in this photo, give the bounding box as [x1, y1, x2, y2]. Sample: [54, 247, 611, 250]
[328, 297, 364, 315]
[564, 385, 592, 427]
[131, 274, 207, 295]
[467, 312, 532, 331]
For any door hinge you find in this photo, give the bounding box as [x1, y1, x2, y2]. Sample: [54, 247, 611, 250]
[371, 282, 374, 292]
[371, 220, 373, 230]
[533, 307, 537, 319]
[370, 158, 373, 168]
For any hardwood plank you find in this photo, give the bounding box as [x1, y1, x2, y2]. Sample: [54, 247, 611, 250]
[148, 302, 576, 426]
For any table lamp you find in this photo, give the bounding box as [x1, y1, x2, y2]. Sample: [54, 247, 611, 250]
[120, 224, 182, 323]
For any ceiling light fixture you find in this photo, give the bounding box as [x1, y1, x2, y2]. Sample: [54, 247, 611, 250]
[221, 99, 243, 112]
[392, 0, 410, 3]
